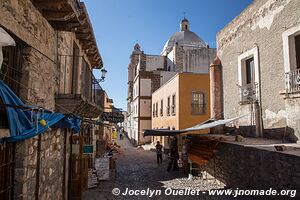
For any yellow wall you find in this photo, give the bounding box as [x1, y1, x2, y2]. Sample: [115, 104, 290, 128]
[179, 73, 210, 133]
[151, 73, 210, 147]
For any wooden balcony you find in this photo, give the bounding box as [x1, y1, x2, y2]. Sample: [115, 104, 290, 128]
[55, 55, 104, 118]
[285, 68, 300, 94]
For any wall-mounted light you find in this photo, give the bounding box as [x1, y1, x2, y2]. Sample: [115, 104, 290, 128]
[97, 68, 107, 82]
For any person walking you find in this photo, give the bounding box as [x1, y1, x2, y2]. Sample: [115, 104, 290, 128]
[167, 136, 179, 171]
[155, 141, 163, 165]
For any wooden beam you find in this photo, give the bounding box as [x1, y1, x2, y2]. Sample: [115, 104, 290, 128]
[41, 10, 76, 21]
[76, 33, 92, 40]
[32, 0, 68, 10]
[50, 21, 80, 31]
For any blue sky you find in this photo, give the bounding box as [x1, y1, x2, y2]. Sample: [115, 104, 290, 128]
[84, 0, 253, 110]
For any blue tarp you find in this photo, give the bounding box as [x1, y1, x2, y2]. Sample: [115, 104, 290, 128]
[0, 81, 81, 142]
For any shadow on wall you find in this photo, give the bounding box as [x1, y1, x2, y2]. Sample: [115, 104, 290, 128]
[225, 126, 298, 143]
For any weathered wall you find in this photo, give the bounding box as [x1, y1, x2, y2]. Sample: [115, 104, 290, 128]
[0, 0, 73, 199]
[145, 55, 165, 71]
[217, 0, 300, 140]
[21, 47, 57, 110]
[0, 0, 56, 59]
[14, 129, 70, 200]
[182, 48, 216, 74]
[39, 129, 70, 200]
[204, 142, 300, 193]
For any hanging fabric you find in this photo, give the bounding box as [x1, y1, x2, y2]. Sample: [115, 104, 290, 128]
[0, 80, 81, 142]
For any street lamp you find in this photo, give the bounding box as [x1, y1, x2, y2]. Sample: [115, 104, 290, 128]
[97, 68, 107, 82]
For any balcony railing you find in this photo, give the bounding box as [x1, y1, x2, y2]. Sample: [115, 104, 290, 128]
[285, 69, 300, 94]
[238, 82, 259, 104]
[56, 55, 103, 117]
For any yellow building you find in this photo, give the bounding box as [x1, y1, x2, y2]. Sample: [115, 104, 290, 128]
[151, 73, 210, 148]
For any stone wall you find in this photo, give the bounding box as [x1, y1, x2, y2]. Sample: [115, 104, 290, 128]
[21, 47, 57, 110]
[174, 45, 184, 72]
[14, 129, 71, 200]
[204, 142, 300, 193]
[217, 0, 300, 140]
[0, 0, 73, 199]
[0, 0, 56, 60]
[39, 129, 70, 199]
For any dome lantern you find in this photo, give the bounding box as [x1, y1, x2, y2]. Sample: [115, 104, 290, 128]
[180, 17, 190, 31]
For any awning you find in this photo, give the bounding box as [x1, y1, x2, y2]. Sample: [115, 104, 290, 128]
[142, 115, 247, 137]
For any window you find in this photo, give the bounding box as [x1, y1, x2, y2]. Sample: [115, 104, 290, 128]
[152, 103, 155, 117]
[160, 99, 163, 116]
[155, 102, 158, 117]
[171, 94, 176, 115]
[238, 46, 259, 86]
[0, 34, 25, 128]
[245, 57, 254, 84]
[191, 92, 206, 115]
[167, 96, 170, 116]
[283, 25, 300, 93]
[296, 35, 300, 69]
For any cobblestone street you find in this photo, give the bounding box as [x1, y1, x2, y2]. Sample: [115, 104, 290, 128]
[83, 136, 254, 200]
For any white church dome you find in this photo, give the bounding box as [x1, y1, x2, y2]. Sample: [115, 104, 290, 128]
[161, 18, 207, 55]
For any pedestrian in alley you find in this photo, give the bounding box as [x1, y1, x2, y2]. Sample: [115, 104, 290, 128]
[155, 141, 163, 165]
[167, 136, 179, 171]
[119, 132, 123, 140]
[112, 129, 117, 145]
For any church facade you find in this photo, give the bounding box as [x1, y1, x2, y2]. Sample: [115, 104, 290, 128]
[125, 18, 216, 145]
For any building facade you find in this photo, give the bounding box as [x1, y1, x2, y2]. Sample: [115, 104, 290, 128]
[0, 1, 104, 199]
[126, 18, 216, 145]
[152, 73, 210, 148]
[217, 0, 300, 141]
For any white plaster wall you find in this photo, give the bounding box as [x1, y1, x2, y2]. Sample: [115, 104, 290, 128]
[140, 79, 151, 96]
[132, 98, 139, 118]
[133, 78, 139, 99]
[167, 49, 175, 71]
[133, 118, 139, 142]
[160, 71, 177, 86]
[139, 120, 152, 143]
[217, 0, 300, 140]
[183, 48, 216, 74]
[140, 99, 151, 117]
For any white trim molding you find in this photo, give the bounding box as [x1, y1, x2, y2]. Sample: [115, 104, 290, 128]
[238, 46, 260, 86]
[282, 24, 300, 73]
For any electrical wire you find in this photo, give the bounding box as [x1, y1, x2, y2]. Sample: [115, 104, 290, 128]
[0, 70, 80, 116]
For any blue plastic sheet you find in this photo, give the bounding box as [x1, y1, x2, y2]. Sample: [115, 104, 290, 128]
[0, 81, 81, 142]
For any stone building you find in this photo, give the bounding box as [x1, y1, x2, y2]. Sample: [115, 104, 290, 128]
[126, 18, 216, 145]
[216, 0, 300, 142]
[0, 0, 104, 199]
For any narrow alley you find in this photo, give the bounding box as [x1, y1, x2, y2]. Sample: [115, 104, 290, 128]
[83, 135, 254, 200]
